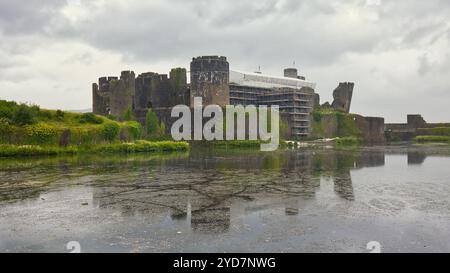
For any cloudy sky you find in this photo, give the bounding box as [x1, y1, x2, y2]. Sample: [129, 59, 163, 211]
[0, 0, 449, 122]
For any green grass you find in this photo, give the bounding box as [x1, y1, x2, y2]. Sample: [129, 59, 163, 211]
[90, 140, 189, 154]
[414, 136, 450, 144]
[209, 140, 264, 148]
[416, 127, 450, 137]
[0, 141, 189, 157]
[195, 140, 288, 149]
[335, 137, 363, 146]
[0, 144, 77, 157]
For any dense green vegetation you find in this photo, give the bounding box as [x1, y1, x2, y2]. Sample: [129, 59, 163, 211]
[0, 144, 77, 157]
[335, 137, 362, 146]
[0, 140, 189, 157]
[413, 127, 450, 144]
[416, 127, 450, 137]
[146, 109, 166, 137]
[311, 107, 362, 139]
[0, 100, 188, 157]
[0, 100, 147, 146]
[414, 136, 450, 144]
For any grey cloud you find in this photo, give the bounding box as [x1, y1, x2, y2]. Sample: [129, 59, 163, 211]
[0, 0, 449, 121]
[0, 0, 68, 35]
[57, 0, 382, 66]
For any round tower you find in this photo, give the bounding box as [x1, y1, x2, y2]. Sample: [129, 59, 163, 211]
[190, 56, 230, 107]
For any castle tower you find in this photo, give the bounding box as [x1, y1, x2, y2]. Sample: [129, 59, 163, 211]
[169, 68, 189, 106]
[190, 56, 230, 107]
[109, 70, 135, 118]
[92, 76, 118, 115]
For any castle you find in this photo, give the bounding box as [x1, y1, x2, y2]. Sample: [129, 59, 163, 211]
[92, 56, 356, 139]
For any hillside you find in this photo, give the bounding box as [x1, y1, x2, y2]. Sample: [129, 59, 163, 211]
[0, 100, 144, 146]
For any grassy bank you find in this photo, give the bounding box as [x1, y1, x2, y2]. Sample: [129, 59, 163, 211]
[0, 100, 144, 146]
[335, 137, 363, 146]
[0, 140, 189, 157]
[414, 136, 450, 144]
[193, 140, 289, 149]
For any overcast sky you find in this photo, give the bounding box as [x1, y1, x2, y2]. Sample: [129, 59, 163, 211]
[0, 0, 449, 122]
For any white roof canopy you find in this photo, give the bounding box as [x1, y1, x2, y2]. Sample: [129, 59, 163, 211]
[230, 70, 316, 90]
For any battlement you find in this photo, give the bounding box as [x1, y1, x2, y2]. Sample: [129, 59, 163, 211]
[192, 55, 227, 62]
[191, 56, 229, 73]
[137, 72, 158, 79]
[120, 70, 134, 77]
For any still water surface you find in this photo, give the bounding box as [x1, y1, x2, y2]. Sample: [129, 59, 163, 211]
[1, 145, 450, 253]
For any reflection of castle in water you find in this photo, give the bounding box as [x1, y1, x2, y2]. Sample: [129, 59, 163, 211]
[1, 147, 442, 235]
[89, 149, 387, 234]
[407, 151, 427, 165]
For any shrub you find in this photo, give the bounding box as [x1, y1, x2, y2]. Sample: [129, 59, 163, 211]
[124, 121, 143, 140]
[69, 127, 102, 145]
[335, 137, 362, 146]
[79, 113, 103, 124]
[24, 123, 59, 144]
[102, 122, 120, 142]
[12, 104, 35, 125]
[0, 118, 13, 143]
[0, 100, 17, 121]
[106, 114, 117, 121]
[37, 110, 53, 121]
[55, 110, 65, 121]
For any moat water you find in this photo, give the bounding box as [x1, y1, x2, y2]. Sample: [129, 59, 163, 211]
[1, 145, 450, 253]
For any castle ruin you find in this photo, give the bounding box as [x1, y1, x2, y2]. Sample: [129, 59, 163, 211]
[92, 56, 366, 139]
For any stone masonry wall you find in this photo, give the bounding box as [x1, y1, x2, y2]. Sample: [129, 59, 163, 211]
[190, 56, 230, 107]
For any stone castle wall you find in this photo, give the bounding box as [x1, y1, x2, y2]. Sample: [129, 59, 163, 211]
[385, 114, 450, 141]
[93, 68, 189, 122]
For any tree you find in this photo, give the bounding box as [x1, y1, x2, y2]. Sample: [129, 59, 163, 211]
[159, 121, 166, 136]
[122, 107, 134, 121]
[55, 110, 65, 121]
[146, 110, 159, 136]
